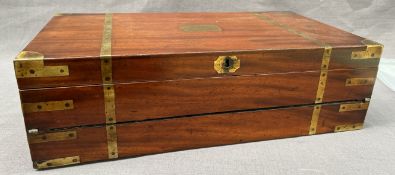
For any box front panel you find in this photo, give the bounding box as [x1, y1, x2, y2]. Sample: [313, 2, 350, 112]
[27, 102, 367, 169]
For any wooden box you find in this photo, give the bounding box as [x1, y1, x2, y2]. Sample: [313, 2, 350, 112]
[14, 12, 382, 169]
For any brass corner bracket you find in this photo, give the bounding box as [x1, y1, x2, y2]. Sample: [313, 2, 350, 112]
[345, 78, 375, 86]
[14, 51, 69, 78]
[214, 55, 240, 74]
[351, 39, 383, 59]
[33, 156, 80, 169]
[22, 100, 74, 113]
[334, 123, 363, 132]
[339, 101, 369, 112]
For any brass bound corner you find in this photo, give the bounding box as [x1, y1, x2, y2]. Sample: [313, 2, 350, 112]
[351, 39, 383, 59]
[14, 51, 69, 78]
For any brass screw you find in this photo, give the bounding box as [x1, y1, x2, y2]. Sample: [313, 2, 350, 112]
[72, 158, 78, 162]
[29, 69, 35, 74]
[68, 133, 74, 137]
[60, 69, 64, 73]
[46, 163, 52, 166]
[65, 103, 70, 107]
[37, 105, 42, 109]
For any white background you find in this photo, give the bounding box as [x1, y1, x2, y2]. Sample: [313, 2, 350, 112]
[0, 0, 394, 174]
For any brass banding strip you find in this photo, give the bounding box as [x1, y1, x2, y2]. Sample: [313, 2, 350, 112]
[34, 156, 80, 169]
[106, 124, 118, 159]
[28, 130, 77, 144]
[309, 47, 332, 135]
[254, 13, 332, 135]
[100, 13, 118, 159]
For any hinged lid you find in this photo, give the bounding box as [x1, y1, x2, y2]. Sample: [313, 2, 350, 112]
[15, 12, 382, 90]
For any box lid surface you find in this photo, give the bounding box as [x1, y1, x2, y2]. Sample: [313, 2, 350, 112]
[15, 12, 382, 89]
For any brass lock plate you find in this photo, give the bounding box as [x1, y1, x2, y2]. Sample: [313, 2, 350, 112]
[214, 56, 240, 74]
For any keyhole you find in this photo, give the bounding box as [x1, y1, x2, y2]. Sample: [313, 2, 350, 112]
[224, 57, 232, 68]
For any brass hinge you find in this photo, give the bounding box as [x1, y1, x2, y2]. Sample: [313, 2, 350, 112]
[22, 100, 73, 113]
[345, 78, 375, 86]
[33, 156, 80, 169]
[339, 101, 369, 112]
[14, 51, 69, 78]
[214, 55, 240, 74]
[334, 123, 363, 132]
[28, 130, 77, 144]
[351, 39, 383, 59]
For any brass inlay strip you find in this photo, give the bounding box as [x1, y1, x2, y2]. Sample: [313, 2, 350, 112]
[100, 13, 118, 159]
[214, 56, 240, 74]
[254, 13, 333, 135]
[34, 156, 80, 169]
[22, 100, 73, 113]
[28, 131, 77, 144]
[345, 78, 375, 86]
[351, 39, 383, 59]
[334, 123, 364, 132]
[180, 24, 222, 32]
[106, 124, 118, 159]
[339, 102, 369, 112]
[14, 51, 69, 78]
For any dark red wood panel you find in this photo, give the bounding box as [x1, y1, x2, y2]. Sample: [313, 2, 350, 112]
[20, 68, 377, 131]
[28, 101, 367, 167]
[317, 104, 367, 134]
[29, 127, 108, 163]
[20, 86, 105, 131]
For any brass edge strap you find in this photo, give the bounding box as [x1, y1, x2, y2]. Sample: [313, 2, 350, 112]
[100, 13, 118, 159]
[254, 13, 332, 135]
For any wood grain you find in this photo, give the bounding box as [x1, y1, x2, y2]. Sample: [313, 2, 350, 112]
[28, 101, 367, 166]
[20, 68, 376, 131]
[16, 12, 379, 89]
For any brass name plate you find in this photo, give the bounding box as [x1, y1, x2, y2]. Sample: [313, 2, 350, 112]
[34, 156, 80, 169]
[180, 24, 222, 32]
[345, 78, 375, 86]
[334, 123, 363, 132]
[14, 51, 69, 78]
[28, 131, 77, 144]
[22, 100, 74, 113]
[339, 102, 369, 112]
